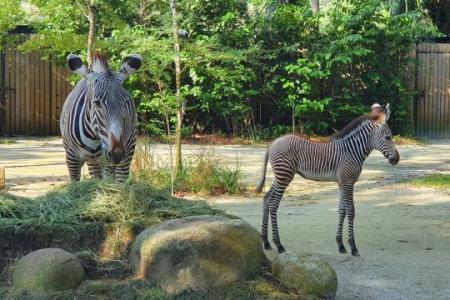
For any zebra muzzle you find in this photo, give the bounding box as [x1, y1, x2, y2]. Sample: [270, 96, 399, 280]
[389, 150, 400, 165]
[109, 147, 125, 164]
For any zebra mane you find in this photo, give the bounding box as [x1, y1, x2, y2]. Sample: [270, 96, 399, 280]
[331, 114, 374, 140]
[91, 52, 109, 73]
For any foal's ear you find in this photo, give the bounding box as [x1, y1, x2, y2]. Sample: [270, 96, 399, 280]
[67, 54, 88, 77]
[118, 54, 142, 81]
[384, 103, 391, 122]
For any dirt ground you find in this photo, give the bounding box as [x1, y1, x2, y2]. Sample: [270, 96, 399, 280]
[1, 138, 450, 299]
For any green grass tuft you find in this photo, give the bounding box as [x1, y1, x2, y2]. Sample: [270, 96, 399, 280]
[0, 138, 16, 145]
[408, 174, 450, 189]
[0, 180, 221, 226]
[131, 139, 246, 195]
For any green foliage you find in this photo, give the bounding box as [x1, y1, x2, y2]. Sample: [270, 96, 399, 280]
[280, 0, 438, 134]
[0, 0, 24, 44]
[7, 0, 440, 137]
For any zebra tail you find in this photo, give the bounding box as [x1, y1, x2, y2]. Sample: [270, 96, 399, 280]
[255, 148, 269, 193]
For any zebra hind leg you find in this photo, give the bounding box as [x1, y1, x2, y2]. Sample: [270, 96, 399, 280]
[261, 186, 274, 250]
[336, 189, 347, 254]
[343, 184, 359, 256]
[269, 183, 290, 253]
[347, 201, 359, 256]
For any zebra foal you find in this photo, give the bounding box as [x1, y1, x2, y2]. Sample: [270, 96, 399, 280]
[60, 52, 142, 182]
[256, 104, 400, 256]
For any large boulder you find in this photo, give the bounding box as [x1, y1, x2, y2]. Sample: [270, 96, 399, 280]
[272, 252, 337, 298]
[12, 248, 85, 291]
[130, 215, 266, 294]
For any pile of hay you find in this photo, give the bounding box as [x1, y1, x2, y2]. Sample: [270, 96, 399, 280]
[0, 180, 221, 226]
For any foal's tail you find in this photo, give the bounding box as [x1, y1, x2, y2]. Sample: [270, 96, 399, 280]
[255, 148, 269, 193]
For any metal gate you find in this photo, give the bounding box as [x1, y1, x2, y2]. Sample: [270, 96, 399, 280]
[0, 39, 72, 136]
[415, 43, 450, 138]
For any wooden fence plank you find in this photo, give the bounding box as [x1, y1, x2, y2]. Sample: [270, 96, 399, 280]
[0, 50, 3, 134]
[39, 53, 45, 135]
[5, 48, 10, 135]
[419, 52, 426, 137]
[50, 62, 55, 134]
[11, 49, 16, 134]
[44, 57, 50, 135]
[20, 48, 26, 134]
[29, 52, 35, 135]
[443, 52, 447, 138]
[425, 49, 432, 137]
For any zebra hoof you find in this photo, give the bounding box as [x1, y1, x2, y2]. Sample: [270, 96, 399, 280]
[351, 250, 360, 256]
[277, 245, 286, 254]
[338, 245, 347, 254]
[263, 242, 272, 250]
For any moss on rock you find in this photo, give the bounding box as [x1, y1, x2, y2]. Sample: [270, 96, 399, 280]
[271, 252, 337, 298]
[12, 248, 85, 291]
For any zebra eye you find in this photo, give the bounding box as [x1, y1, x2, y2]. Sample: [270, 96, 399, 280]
[385, 136, 392, 140]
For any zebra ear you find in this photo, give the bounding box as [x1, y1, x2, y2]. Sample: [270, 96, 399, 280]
[67, 54, 88, 77]
[384, 103, 391, 122]
[119, 54, 142, 81]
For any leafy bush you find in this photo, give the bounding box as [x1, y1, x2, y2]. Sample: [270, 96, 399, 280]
[279, 0, 438, 135]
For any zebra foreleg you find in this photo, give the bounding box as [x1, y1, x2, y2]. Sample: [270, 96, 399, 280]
[114, 159, 133, 183]
[65, 154, 82, 182]
[261, 186, 274, 250]
[86, 159, 102, 180]
[343, 184, 359, 256]
[269, 183, 289, 253]
[103, 166, 115, 180]
[336, 189, 347, 254]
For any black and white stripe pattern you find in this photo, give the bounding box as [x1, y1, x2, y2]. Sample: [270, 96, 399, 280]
[60, 53, 142, 182]
[256, 104, 400, 255]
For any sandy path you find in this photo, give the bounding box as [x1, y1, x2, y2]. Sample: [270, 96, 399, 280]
[1, 138, 450, 299]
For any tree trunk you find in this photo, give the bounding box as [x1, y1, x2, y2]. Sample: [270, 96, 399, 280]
[170, 0, 183, 175]
[165, 114, 171, 136]
[87, 1, 96, 69]
[310, 0, 319, 13]
[292, 106, 295, 134]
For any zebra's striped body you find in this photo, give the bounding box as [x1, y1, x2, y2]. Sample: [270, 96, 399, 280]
[60, 53, 142, 182]
[256, 104, 399, 255]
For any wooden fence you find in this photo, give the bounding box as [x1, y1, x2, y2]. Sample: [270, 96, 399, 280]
[0, 42, 72, 136]
[415, 43, 450, 138]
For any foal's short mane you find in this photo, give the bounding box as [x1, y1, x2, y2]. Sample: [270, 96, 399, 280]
[331, 114, 373, 140]
[91, 52, 109, 73]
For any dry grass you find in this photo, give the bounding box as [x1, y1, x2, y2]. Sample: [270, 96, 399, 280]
[0, 180, 221, 226]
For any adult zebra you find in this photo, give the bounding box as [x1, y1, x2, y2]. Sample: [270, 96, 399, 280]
[256, 104, 400, 256]
[60, 52, 142, 182]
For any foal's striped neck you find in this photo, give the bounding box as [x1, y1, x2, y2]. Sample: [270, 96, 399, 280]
[331, 116, 379, 162]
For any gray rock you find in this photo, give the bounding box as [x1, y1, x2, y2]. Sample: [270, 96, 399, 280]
[272, 252, 337, 298]
[130, 215, 266, 294]
[12, 248, 85, 291]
